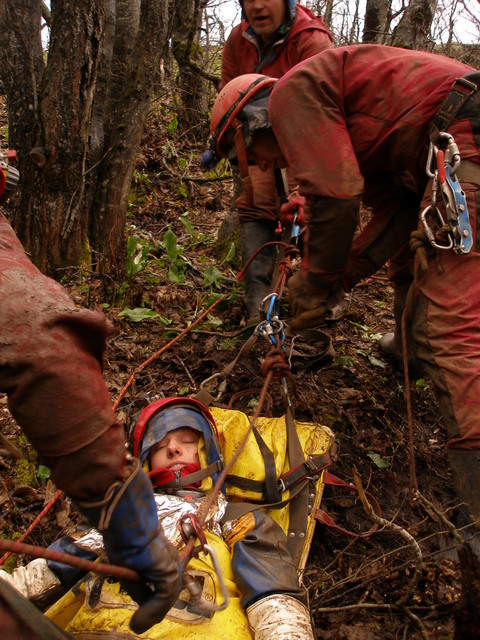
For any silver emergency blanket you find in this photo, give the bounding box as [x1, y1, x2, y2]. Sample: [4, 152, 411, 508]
[74, 492, 228, 554]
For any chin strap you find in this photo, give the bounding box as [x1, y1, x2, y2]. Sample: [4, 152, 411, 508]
[233, 118, 254, 207]
[148, 460, 223, 491]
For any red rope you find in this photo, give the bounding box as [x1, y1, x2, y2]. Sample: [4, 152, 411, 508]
[0, 489, 63, 567]
[0, 538, 140, 582]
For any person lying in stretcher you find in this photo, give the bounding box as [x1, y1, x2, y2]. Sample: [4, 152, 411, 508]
[0, 397, 316, 640]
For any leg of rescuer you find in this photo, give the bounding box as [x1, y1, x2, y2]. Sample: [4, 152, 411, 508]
[0, 211, 181, 634]
[411, 175, 480, 545]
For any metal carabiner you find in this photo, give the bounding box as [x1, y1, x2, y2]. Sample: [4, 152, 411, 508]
[255, 317, 285, 348]
[259, 292, 279, 323]
[420, 205, 453, 251]
[426, 134, 461, 178]
[182, 544, 229, 614]
[424, 133, 471, 254]
[198, 372, 228, 402]
[179, 513, 208, 558]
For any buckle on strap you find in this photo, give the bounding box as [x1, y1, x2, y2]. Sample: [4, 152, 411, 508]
[430, 74, 479, 136]
[454, 75, 479, 93]
[277, 453, 332, 493]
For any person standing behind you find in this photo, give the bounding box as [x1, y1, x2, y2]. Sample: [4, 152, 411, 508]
[219, 0, 332, 321]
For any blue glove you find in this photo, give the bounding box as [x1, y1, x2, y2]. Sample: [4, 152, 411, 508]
[77, 456, 182, 634]
[47, 535, 98, 591]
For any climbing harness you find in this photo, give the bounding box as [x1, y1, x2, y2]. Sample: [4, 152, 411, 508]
[421, 131, 472, 254]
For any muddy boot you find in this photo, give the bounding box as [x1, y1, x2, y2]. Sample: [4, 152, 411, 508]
[247, 594, 315, 640]
[240, 221, 277, 322]
[448, 449, 480, 557]
[379, 280, 422, 375]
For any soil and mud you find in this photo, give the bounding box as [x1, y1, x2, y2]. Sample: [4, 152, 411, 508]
[0, 109, 478, 640]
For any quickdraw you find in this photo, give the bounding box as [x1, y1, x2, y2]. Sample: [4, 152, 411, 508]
[422, 132, 472, 254]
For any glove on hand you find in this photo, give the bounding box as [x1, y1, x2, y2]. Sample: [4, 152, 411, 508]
[280, 186, 306, 225]
[287, 270, 330, 331]
[77, 456, 182, 635]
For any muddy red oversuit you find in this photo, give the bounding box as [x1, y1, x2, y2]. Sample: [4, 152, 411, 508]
[268, 45, 480, 534]
[0, 212, 181, 636]
[220, 3, 332, 318]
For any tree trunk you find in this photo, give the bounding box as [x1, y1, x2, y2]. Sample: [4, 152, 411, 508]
[0, 0, 168, 282]
[391, 0, 437, 50]
[91, 0, 168, 279]
[0, 0, 102, 274]
[363, 0, 390, 43]
[170, 0, 209, 140]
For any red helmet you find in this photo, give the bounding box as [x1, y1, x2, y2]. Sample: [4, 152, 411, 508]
[210, 74, 277, 158]
[130, 397, 224, 491]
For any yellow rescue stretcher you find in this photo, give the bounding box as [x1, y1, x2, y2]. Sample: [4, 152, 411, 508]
[45, 406, 336, 639]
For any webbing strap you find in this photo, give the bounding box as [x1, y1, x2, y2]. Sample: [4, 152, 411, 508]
[152, 460, 223, 491]
[251, 426, 281, 504]
[225, 452, 332, 496]
[283, 400, 314, 565]
[314, 471, 381, 538]
[429, 72, 480, 143]
[221, 480, 309, 523]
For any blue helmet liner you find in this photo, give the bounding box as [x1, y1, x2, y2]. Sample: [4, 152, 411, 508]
[139, 405, 224, 488]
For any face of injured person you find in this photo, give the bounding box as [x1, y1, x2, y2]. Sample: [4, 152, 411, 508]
[149, 427, 200, 471]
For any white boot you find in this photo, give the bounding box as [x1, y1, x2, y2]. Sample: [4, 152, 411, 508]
[0, 558, 62, 606]
[246, 594, 315, 640]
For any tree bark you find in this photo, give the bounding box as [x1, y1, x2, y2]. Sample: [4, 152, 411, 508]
[170, 0, 209, 139]
[91, 0, 168, 279]
[0, 0, 168, 281]
[363, 0, 390, 43]
[391, 0, 437, 50]
[0, 0, 100, 274]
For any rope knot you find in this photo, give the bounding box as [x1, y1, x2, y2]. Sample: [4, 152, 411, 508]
[260, 347, 290, 380]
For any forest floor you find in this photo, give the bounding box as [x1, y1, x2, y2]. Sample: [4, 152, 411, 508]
[0, 105, 476, 640]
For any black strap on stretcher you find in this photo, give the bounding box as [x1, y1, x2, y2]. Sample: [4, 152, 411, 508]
[153, 460, 224, 492]
[226, 451, 332, 500]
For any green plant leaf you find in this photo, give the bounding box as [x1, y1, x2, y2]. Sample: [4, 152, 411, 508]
[224, 242, 236, 263]
[180, 216, 196, 238]
[336, 354, 355, 367]
[118, 307, 159, 323]
[203, 314, 223, 329]
[168, 264, 186, 284]
[367, 452, 390, 469]
[37, 465, 51, 485]
[163, 228, 178, 262]
[167, 116, 178, 135]
[367, 354, 386, 368]
[204, 265, 222, 288]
